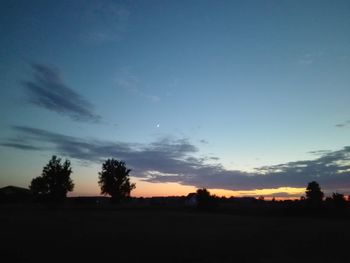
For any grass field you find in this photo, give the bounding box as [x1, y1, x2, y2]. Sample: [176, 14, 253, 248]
[1, 206, 349, 263]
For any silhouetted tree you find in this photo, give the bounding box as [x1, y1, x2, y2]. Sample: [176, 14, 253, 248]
[196, 188, 216, 210]
[332, 193, 346, 209]
[29, 155, 74, 202]
[258, 196, 265, 202]
[98, 159, 136, 203]
[305, 181, 324, 208]
[30, 176, 49, 197]
[325, 196, 332, 203]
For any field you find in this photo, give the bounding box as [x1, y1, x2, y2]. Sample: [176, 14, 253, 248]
[1, 206, 349, 263]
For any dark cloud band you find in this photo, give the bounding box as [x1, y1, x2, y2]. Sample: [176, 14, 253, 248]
[22, 64, 101, 122]
[2, 126, 350, 192]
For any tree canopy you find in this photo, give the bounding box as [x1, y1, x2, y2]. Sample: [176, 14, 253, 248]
[98, 159, 136, 203]
[305, 181, 324, 207]
[196, 188, 216, 210]
[332, 193, 346, 209]
[29, 155, 74, 202]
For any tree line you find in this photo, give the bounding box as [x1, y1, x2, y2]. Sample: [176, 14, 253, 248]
[30, 155, 135, 203]
[29, 156, 349, 209]
[195, 181, 349, 211]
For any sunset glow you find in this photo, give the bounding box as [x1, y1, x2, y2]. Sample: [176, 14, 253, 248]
[1, 1, 350, 198]
[210, 187, 306, 199]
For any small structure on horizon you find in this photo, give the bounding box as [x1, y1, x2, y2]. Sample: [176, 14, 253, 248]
[185, 192, 198, 206]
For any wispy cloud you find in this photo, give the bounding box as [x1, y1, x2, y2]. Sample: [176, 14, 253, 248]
[308, 150, 332, 156]
[0, 142, 42, 151]
[199, 139, 209, 144]
[22, 64, 101, 122]
[298, 54, 313, 65]
[298, 50, 326, 65]
[335, 120, 350, 128]
[2, 126, 350, 194]
[83, 1, 130, 44]
[115, 69, 160, 102]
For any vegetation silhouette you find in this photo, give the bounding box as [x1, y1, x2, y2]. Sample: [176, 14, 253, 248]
[196, 188, 217, 210]
[4, 155, 348, 219]
[98, 159, 136, 203]
[332, 193, 346, 210]
[258, 196, 265, 202]
[29, 155, 74, 202]
[305, 181, 324, 208]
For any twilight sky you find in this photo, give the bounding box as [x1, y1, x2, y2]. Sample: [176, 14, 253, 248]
[1, 0, 350, 198]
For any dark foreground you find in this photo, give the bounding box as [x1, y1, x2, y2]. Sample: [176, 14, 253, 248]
[1, 206, 349, 263]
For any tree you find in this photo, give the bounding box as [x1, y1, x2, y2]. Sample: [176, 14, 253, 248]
[196, 188, 216, 210]
[30, 176, 49, 197]
[29, 156, 74, 202]
[305, 181, 324, 207]
[258, 196, 265, 202]
[98, 159, 136, 203]
[332, 193, 346, 209]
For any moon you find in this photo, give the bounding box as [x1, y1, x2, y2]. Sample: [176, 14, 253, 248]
[156, 124, 160, 128]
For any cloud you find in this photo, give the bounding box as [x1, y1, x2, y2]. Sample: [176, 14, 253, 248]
[335, 120, 350, 128]
[298, 50, 325, 65]
[115, 69, 160, 102]
[22, 64, 101, 122]
[299, 58, 313, 65]
[2, 126, 350, 193]
[263, 192, 301, 198]
[308, 150, 332, 156]
[0, 142, 42, 151]
[83, 1, 130, 43]
[298, 53, 313, 65]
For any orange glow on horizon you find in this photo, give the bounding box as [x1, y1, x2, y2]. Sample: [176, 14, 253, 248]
[131, 180, 197, 197]
[70, 176, 305, 199]
[68, 167, 306, 199]
[209, 187, 305, 199]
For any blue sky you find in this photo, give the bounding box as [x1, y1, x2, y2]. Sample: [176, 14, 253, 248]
[1, 0, 350, 197]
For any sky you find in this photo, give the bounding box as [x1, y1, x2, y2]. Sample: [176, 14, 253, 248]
[1, 0, 350, 198]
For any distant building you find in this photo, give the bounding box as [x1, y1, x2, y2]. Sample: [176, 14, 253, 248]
[185, 193, 198, 206]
